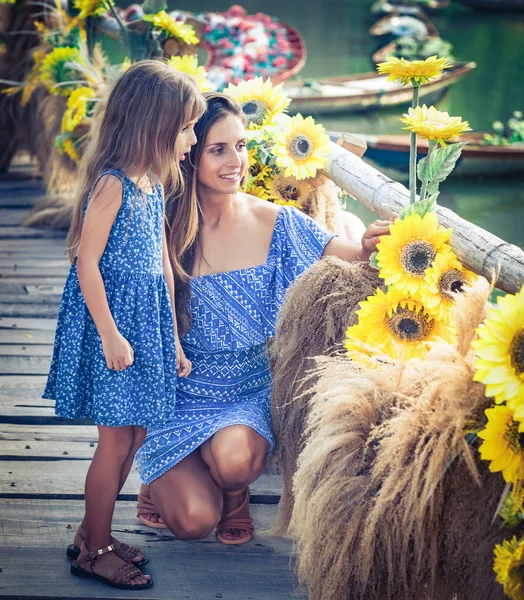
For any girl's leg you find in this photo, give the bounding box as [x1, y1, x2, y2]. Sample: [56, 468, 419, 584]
[81, 425, 149, 585]
[148, 449, 223, 540]
[200, 425, 269, 542]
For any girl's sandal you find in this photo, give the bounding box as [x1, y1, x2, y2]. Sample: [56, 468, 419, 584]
[216, 487, 255, 546]
[136, 492, 167, 529]
[66, 524, 148, 566]
[71, 542, 153, 590]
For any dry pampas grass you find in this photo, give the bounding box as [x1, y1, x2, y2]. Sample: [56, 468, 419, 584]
[270, 256, 384, 535]
[285, 276, 522, 600]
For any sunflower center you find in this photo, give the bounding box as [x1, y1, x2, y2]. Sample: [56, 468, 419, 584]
[386, 304, 434, 343]
[399, 240, 436, 277]
[505, 419, 524, 454]
[288, 134, 313, 161]
[241, 100, 269, 126]
[423, 119, 446, 130]
[277, 183, 299, 201]
[510, 328, 524, 377]
[438, 268, 468, 300]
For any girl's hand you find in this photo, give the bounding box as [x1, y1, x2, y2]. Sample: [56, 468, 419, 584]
[359, 213, 398, 261]
[101, 331, 134, 371]
[176, 341, 192, 377]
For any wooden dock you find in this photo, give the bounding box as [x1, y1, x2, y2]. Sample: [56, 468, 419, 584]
[0, 161, 303, 600]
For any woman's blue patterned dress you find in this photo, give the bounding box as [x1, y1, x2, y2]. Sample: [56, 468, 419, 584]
[136, 206, 335, 484]
[43, 169, 178, 428]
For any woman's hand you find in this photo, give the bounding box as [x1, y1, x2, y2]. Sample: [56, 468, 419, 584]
[359, 214, 397, 261]
[101, 331, 134, 371]
[176, 340, 192, 377]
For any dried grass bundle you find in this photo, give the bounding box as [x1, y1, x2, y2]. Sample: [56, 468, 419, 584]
[288, 277, 522, 599]
[300, 174, 347, 237]
[270, 257, 384, 534]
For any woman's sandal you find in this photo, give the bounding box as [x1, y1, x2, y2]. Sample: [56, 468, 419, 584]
[136, 492, 167, 529]
[70, 542, 153, 590]
[216, 487, 255, 546]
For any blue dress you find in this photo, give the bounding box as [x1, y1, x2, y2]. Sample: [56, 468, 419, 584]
[136, 206, 335, 484]
[43, 169, 178, 428]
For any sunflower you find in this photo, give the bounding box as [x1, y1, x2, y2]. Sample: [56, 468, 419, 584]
[73, 0, 106, 20]
[376, 55, 452, 87]
[269, 173, 313, 208]
[226, 77, 291, 129]
[167, 55, 209, 91]
[56, 135, 80, 162]
[246, 183, 270, 201]
[61, 86, 95, 133]
[345, 287, 455, 361]
[417, 250, 477, 319]
[479, 405, 524, 483]
[472, 286, 524, 410]
[39, 47, 86, 97]
[376, 212, 452, 296]
[401, 104, 471, 145]
[272, 114, 330, 181]
[144, 11, 199, 45]
[494, 536, 524, 600]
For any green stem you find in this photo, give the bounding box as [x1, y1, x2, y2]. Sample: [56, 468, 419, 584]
[409, 84, 420, 205]
[105, 0, 132, 59]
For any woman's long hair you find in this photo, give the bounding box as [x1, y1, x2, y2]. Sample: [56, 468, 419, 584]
[169, 92, 246, 336]
[66, 59, 206, 262]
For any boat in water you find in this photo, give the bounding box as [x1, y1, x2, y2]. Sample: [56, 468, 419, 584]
[283, 62, 476, 115]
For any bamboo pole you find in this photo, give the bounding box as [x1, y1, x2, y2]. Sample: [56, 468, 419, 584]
[323, 140, 524, 294]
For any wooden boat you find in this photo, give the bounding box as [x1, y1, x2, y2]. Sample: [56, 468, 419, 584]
[371, 0, 450, 14]
[453, 0, 524, 10]
[284, 61, 476, 116]
[358, 132, 524, 176]
[370, 11, 439, 37]
[371, 39, 452, 64]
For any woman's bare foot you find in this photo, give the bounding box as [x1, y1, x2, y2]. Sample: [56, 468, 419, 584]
[217, 488, 254, 544]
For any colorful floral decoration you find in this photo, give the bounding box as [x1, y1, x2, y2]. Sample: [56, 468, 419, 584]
[167, 55, 210, 91]
[377, 55, 451, 87]
[401, 105, 472, 145]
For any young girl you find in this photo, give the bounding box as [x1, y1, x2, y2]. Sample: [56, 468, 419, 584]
[43, 60, 206, 589]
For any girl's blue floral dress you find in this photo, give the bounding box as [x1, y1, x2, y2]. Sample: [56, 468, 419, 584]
[43, 169, 178, 428]
[136, 206, 335, 484]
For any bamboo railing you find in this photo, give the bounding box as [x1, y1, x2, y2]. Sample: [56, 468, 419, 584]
[324, 137, 524, 294]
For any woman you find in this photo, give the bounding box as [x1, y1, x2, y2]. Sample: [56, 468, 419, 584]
[135, 93, 394, 544]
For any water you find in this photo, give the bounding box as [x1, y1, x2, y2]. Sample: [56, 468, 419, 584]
[123, 0, 524, 249]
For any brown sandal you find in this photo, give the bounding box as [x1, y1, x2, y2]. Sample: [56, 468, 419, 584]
[70, 542, 153, 590]
[136, 492, 167, 529]
[216, 487, 254, 546]
[66, 524, 148, 566]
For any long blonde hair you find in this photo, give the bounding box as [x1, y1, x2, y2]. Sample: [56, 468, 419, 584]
[66, 59, 206, 263]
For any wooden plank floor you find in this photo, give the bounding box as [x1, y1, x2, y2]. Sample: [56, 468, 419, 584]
[0, 162, 304, 600]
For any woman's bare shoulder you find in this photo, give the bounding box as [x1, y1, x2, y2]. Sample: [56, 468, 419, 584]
[241, 192, 281, 228]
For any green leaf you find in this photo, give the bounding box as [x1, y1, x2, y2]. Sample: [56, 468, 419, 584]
[368, 251, 380, 270]
[417, 142, 467, 186]
[142, 0, 167, 14]
[399, 194, 437, 219]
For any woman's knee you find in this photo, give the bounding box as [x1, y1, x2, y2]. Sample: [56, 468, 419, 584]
[163, 505, 220, 540]
[211, 447, 266, 489]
